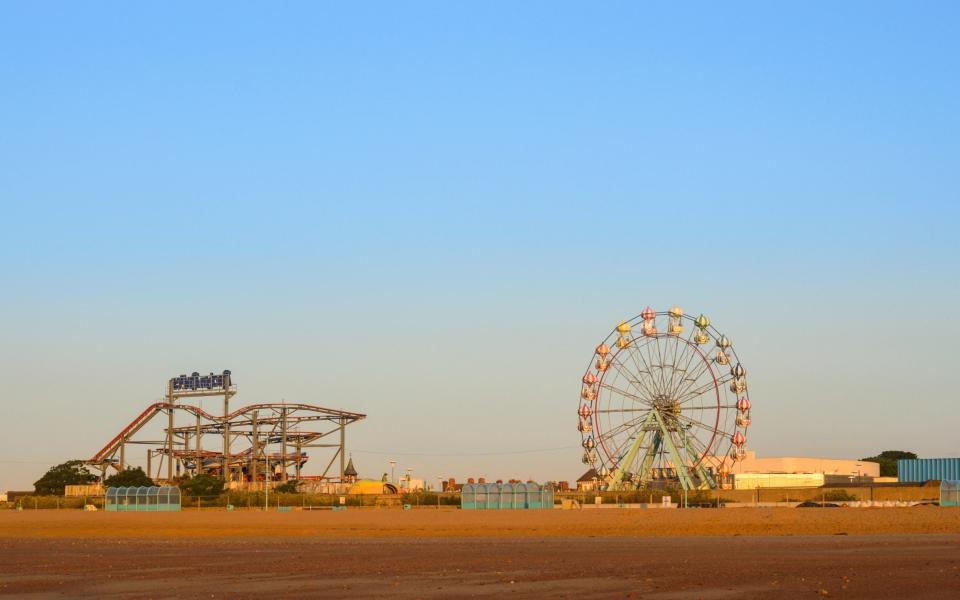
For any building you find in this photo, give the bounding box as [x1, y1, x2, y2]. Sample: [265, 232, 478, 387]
[65, 484, 104, 497]
[441, 478, 463, 492]
[398, 477, 425, 492]
[343, 457, 358, 483]
[347, 480, 399, 495]
[898, 458, 960, 483]
[733, 472, 825, 489]
[578, 452, 879, 491]
[732, 451, 879, 479]
[576, 468, 599, 492]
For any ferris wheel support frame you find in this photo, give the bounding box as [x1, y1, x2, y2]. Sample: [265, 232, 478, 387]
[606, 410, 656, 490]
[651, 408, 696, 491]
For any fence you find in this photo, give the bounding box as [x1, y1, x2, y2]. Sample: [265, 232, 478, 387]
[3, 483, 944, 511]
[941, 481, 960, 507]
[560, 483, 942, 506]
[106, 486, 181, 512]
[461, 483, 554, 509]
[899, 458, 960, 483]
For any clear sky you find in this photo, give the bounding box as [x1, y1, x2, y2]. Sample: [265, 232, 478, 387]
[1, 2, 958, 490]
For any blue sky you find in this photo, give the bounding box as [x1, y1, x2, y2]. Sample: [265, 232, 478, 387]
[1, 2, 958, 490]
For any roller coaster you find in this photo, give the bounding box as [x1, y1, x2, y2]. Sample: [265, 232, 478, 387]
[86, 370, 365, 485]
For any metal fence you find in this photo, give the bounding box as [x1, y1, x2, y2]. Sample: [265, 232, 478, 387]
[898, 458, 960, 483]
[105, 486, 181, 512]
[940, 480, 960, 507]
[461, 483, 554, 509]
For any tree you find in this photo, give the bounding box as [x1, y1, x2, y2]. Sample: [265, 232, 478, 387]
[274, 480, 300, 494]
[33, 460, 97, 495]
[178, 474, 225, 498]
[103, 467, 155, 488]
[860, 450, 917, 477]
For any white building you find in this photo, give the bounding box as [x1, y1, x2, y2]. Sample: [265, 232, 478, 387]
[732, 451, 879, 478]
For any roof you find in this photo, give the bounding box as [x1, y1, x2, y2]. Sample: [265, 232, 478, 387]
[344, 457, 358, 477]
[577, 468, 598, 482]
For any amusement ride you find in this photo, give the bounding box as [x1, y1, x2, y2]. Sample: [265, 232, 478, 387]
[578, 306, 752, 491]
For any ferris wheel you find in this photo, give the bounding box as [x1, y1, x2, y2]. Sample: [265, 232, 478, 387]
[578, 306, 752, 491]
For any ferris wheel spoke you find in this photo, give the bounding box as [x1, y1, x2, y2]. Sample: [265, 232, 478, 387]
[664, 334, 686, 395]
[608, 354, 654, 397]
[674, 412, 722, 438]
[620, 335, 662, 397]
[599, 382, 649, 405]
[674, 364, 728, 404]
[643, 335, 663, 396]
[607, 429, 644, 465]
[609, 421, 657, 469]
[667, 331, 709, 398]
[661, 334, 678, 394]
[676, 373, 733, 406]
[676, 413, 732, 461]
[677, 424, 714, 466]
[663, 328, 694, 395]
[599, 413, 650, 453]
[629, 336, 666, 398]
[670, 352, 716, 400]
[663, 332, 700, 401]
[595, 408, 650, 413]
[653, 334, 671, 395]
[681, 404, 737, 411]
[601, 363, 645, 400]
[607, 354, 658, 400]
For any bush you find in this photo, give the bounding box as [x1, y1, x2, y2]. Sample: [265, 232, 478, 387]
[10, 496, 104, 509]
[401, 491, 460, 506]
[103, 467, 154, 488]
[273, 480, 300, 494]
[179, 474, 225, 497]
[823, 489, 859, 502]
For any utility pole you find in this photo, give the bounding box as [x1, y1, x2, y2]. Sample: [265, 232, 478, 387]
[251, 411, 259, 487]
[195, 414, 202, 475]
[264, 433, 270, 512]
[281, 406, 288, 482]
[339, 417, 346, 483]
[167, 381, 175, 481]
[222, 386, 230, 484]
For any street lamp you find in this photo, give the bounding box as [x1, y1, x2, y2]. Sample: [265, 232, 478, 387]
[437, 475, 444, 508]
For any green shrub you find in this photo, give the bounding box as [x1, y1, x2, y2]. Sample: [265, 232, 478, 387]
[823, 489, 859, 502]
[273, 480, 300, 494]
[103, 467, 154, 488]
[179, 474, 225, 497]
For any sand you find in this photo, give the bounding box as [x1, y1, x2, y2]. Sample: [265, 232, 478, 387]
[2, 508, 959, 598]
[2, 506, 959, 539]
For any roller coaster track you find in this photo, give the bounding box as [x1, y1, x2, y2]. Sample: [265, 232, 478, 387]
[89, 402, 365, 464]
